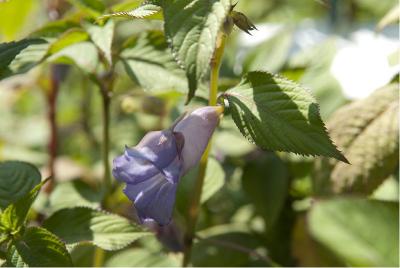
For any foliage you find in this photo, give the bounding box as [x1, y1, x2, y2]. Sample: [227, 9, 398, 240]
[0, 0, 398, 267]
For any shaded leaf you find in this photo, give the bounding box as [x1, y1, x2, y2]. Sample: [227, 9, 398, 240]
[163, 0, 231, 103]
[220, 71, 347, 162]
[68, 0, 106, 17]
[308, 198, 399, 267]
[313, 85, 399, 195]
[242, 153, 289, 232]
[47, 29, 89, 55]
[0, 39, 48, 79]
[0, 161, 41, 210]
[43, 207, 150, 250]
[6, 227, 72, 267]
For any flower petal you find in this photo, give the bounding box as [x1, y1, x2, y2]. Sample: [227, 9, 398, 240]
[124, 173, 177, 226]
[173, 106, 221, 173]
[112, 148, 159, 184]
[135, 130, 180, 169]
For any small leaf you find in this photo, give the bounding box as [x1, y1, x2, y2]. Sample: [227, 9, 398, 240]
[220, 71, 348, 162]
[313, 85, 399, 195]
[163, 0, 231, 103]
[6, 227, 73, 267]
[84, 20, 114, 65]
[120, 31, 187, 92]
[43, 207, 150, 250]
[0, 39, 48, 79]
[0, 161, 41, 210]
[30, 20, 81, 38]
[1, 178, 49, 235]
[308, 198, 399, 267]
[46, 42, 99, 72]
[99, 0, 162, 21]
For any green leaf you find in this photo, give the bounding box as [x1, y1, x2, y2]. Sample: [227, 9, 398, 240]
[242, 153, 289, 231]
[43, 207, 150, 250]
[30, 20, 81, 38]
[313, 85, 399, 195]
[0, 39, 48, 79]
[105, 248, 180, 267]
[163, 0, 231, 103]
[6, 227, 73, 267]
[0, 161, 41, 210]
[201, 157, 225, 203]
[99, 0, 162, 21]
[68, 0, 106, 17]
[220, 71, 348, 162]
[46, 42, 99, 72]
[47, 29, 89, 55]
[84, 20, 114, 65]
[120, 31, 187, 92]
[1, 178, 49, 235]
[308, 198, 399, 267]
[47, 180, 102, 214]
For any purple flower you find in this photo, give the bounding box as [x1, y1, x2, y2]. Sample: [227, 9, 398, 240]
[113, 106, 223, 225]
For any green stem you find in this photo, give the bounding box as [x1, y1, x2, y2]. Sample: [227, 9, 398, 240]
[182, 33, 227, 267]
[93, 246, 106, 267]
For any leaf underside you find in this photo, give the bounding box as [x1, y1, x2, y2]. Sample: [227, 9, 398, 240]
[313, 84, 399, 195]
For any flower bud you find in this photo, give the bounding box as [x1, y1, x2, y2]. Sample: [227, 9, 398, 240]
[112, 106, 223, 225]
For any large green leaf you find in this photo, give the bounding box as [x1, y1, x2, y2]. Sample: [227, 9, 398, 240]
[313, 85, 399, 195]
[99, 0, 162, 21]
[0, 39, 48, 79]
[120, 31, 187, 92]
[242, 153, 289, 232]
[0, 161, 41, 210]
[220, 71, 347, 162]
[6, 227, 73, 267]
[1, 178, 49, 236]
[43, 207, 150, 250]
[105, 248, 180, 267]
[163, 0, 231, 103]
[308, 198, 399, 267]
[46, 29, 89, 55]
[84, 20, 114, 65]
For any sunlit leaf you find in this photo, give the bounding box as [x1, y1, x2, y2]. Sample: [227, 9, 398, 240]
[99, 0, 162, 21]
[43, 207, 150, 250]
[313, 85, 399, 195]
[309, 198, 399, 267]
[6, 227, 73, 267]
[220, 71, 348, 162]
[84, 20, 114, 65]
[120, 31, 187, 92]
[163, 0, 231, 103]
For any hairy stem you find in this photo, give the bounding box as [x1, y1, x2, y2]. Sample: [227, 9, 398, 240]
[182, 33, 227, 267]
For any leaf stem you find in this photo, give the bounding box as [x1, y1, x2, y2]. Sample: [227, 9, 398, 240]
[182, 32, 227, 267]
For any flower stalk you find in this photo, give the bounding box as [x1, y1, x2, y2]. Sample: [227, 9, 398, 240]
[182, 31, 227, 267]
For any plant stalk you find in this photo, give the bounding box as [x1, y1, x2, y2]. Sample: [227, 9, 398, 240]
[182, 32, 227, 267]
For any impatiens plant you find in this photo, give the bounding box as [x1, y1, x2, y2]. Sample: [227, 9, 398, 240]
[1, 0, 398, 267]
